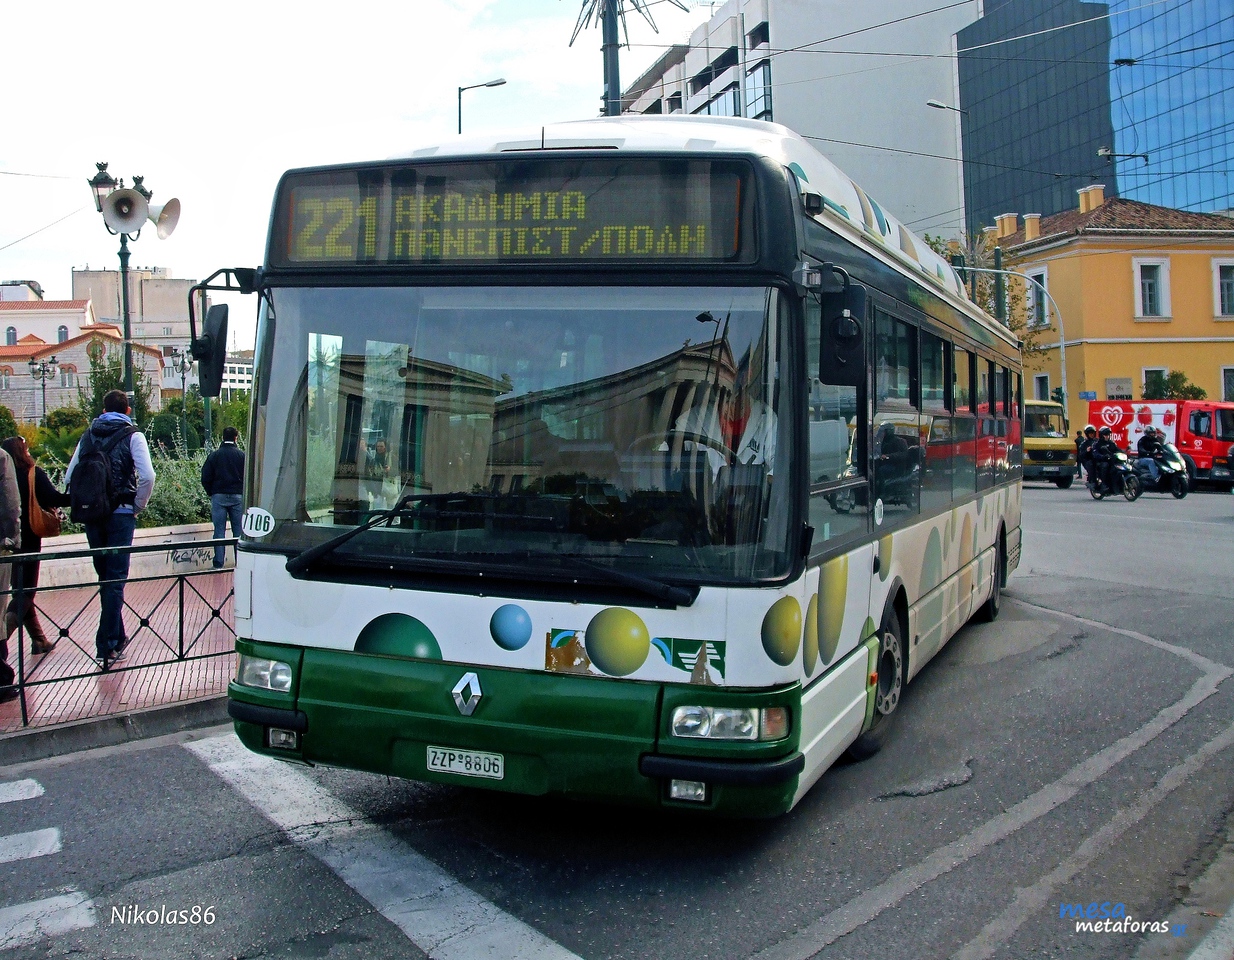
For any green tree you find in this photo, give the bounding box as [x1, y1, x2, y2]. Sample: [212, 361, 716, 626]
[922, 233, 1046, 369]
[213, 390, 251, 441]
[1143, 370, 1207, 400]
[42, 406, 89, 432]
[0, 405, 17, 441]
[161, 389, 205, 451]
[148, 413, 201, 456]
[78, 348, 154, 425]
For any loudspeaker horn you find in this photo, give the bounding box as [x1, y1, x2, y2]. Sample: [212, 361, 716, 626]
[101, 188, 150, 234]
[147, 198, 180, 239]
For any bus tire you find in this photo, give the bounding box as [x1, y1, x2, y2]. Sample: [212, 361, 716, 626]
[845, 609, 905, 761]
[1054, 476, 1073, 489]
[977, 538, 1004, 622]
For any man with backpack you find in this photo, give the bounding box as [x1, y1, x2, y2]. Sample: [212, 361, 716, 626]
[65, 390, 156, 669]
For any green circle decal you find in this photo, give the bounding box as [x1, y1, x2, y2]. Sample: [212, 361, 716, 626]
[762, 596, 802, 666]
[585, 607, 650, 676]
[355, 613, 442, 660]
[803, 594, 819, 675]
[819, 554, 848, 664]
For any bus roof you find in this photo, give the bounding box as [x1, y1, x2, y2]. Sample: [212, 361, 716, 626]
[390, 116, 1010, 342]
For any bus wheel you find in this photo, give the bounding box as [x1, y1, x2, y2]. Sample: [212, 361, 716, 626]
[977, 541, 1004, 622]
[845, 611, 904, 761]
[1054, 476, 1073, 489]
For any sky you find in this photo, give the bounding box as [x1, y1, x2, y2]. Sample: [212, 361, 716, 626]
[0, 0, 714, 349]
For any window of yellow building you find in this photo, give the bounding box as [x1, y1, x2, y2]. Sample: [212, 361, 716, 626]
[1133, 258, 1171, 319]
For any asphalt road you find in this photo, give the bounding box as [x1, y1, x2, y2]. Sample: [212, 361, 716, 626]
[3, 482, 1233, 960]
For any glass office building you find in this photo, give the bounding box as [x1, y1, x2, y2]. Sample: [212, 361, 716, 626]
[956, 0, 1233, 233]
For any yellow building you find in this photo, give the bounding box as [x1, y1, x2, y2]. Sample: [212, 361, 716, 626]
[991, 185, 1234, 428]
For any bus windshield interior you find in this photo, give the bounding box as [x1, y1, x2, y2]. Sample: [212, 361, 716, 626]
[250, 285, 794, 584]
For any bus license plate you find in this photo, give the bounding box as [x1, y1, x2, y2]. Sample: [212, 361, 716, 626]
[427, 746, 504, 780]
[1042, 466, 1059, 472]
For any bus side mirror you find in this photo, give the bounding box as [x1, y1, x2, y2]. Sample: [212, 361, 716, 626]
[818, 282, 867, 388]
[192, 304, 229, 398]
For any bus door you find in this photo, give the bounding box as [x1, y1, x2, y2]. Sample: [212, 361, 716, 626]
[806, 289, 873, 674]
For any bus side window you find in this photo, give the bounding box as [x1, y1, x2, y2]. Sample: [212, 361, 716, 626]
[874, 311, 920, 518]
[805, 297, 867, 550]
[952, 348, 977, 498]
[920, 331, 951, 515]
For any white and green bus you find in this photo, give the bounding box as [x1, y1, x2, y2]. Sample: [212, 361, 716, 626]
[219, 116, 1022, 816]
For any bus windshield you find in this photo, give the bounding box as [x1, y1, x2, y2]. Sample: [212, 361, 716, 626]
[250, 284, 794, 584]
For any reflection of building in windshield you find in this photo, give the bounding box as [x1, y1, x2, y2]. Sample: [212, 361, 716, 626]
[489, 336, 739, 500]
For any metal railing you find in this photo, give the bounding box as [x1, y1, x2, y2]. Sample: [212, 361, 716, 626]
[0, 538, 238, 730]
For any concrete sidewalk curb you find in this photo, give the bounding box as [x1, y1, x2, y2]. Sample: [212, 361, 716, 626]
[0, 696, 229, 766]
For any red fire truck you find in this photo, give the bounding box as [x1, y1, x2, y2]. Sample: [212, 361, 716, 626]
[1087, 400, 1234, 490]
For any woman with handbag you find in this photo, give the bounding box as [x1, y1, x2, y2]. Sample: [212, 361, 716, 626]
[1, 437, 70, 654]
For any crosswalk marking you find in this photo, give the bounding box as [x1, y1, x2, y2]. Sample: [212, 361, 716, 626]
[188, 734, 583, 960]
[0, 828, 61, 865]
[0, 780, 44, 804]
[0, 892, 95, 951]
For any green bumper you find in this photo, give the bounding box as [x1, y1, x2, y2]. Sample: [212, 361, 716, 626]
[229, 639, 802, 816]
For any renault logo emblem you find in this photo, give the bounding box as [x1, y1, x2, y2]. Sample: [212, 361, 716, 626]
[452, 672, 482, 716]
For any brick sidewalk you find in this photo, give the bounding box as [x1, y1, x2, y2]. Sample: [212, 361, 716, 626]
[0, 570, 235, 734]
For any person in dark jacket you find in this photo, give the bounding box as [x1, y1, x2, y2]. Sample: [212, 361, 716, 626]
[1136, 426, 1163, 484]
[1078, 425, 1098, 482]
[201, 426, 245, 569]
[0, 436, 71, 657]
[65, 390, 156, 668]
[1091, 426, 1120, 492]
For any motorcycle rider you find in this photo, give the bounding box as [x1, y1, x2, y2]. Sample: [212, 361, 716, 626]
[1092, 426, 1120, 492]
[1136, 426, 1163, 485]
[1078, 424, 1098, 483]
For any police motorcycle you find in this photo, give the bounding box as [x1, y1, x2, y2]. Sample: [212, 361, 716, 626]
[1135, 441, 1189, 499]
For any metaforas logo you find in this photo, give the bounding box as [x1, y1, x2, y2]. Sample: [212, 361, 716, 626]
[1060, 902, 1183, 937]
[1100, 406, 1125, 427]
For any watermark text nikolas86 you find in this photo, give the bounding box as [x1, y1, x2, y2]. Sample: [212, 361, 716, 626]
[111, 904, 216, 925]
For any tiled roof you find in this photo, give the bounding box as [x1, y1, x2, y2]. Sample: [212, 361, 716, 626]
[0, 299, 90, 311]
[1004, 198, 1234, 251]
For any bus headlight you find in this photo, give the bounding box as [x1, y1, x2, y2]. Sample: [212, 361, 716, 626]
[670, 706, 788, 741]
[237, 655, 293, 693]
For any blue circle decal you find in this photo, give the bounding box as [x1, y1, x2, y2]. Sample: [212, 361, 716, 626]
[490, 604, 533, 651]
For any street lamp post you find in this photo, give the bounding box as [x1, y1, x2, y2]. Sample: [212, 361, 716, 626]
[458, 78, 506, 134]
[87, 163, 180, 405]
[959, 265, 1068, 407]
[170, 346, 193, 450]
[27, 356, 59, 423]
[926, 99, 967, 115]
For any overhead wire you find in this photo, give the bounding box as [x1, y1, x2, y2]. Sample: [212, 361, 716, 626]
[0, 207, 88, 253]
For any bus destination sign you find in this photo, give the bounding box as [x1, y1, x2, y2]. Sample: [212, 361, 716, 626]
[272, 159, 750, 267]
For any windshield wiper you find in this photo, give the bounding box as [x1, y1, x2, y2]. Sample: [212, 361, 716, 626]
[561, 556, 697, 607]
[285, 495, 424, 575]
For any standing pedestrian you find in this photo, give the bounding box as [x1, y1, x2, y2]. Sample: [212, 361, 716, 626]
[0, 437, 71, 657]
[65, 390, 156, 669]
[200, 426, 245, 569]
[0, 446, 23, 700]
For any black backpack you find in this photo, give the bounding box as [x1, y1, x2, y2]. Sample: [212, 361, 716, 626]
[70, 426, 136, 524]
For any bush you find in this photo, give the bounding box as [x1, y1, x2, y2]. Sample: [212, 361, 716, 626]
[43, 406, 88, 432]
[148, 413, 201, 456]
[138, 445, 211, 528]
[0, 405, 17, 441]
